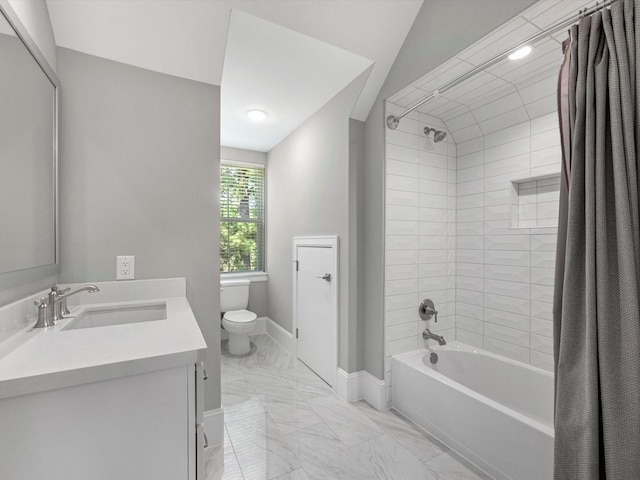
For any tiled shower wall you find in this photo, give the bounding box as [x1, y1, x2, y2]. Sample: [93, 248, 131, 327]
[384, 103, 561, 401]
[455, 111, 560, 372]
[384, 103, 457, 404]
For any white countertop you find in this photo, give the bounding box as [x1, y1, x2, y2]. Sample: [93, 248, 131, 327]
[0, 279, 207, 400]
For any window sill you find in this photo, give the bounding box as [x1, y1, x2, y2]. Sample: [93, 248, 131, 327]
[221, 272, 268, 283]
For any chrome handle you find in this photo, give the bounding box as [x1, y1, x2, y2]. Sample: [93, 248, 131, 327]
[316, 273, 331, 282]
[419, 299, 438, 322]
[203, 432, 208, 449]
[200, 361, 208, 381]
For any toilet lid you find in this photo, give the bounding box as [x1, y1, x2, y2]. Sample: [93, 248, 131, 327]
[223, 309, 257, 323]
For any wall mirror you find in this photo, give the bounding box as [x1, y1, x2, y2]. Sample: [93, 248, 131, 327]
[0, 2, 59, 288]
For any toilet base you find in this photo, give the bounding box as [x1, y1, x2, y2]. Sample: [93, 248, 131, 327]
[221, 339, 257, 358]
[228, 332, 251, 355]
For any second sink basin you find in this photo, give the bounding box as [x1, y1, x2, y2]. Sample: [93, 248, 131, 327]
[63, 303, 167, 331]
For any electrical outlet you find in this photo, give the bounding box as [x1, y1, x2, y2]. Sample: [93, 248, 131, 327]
[117, 256, 135, 280]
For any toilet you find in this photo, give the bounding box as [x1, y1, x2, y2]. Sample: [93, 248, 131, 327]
[220, 279, 257, 355]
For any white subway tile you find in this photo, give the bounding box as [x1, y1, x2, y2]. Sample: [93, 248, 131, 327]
[485, 264, 530, 283]
[386, 264, 419, 281]
[456, 235, 483, 250]
[420, 222, 448, 236]
[485, 137, 530, 162]
[420, 235, 449, 250]
[531, 317, 553, 338]
[453, 124, 483, 143]
[531, 234, 557, 251]
[386, 235, 419, 251]
[531, 112, 558, 135]
[485, 323, 529, 347]
[531, 145, 561, 168]
[420, 193, 449, 209]
[419, 179, 448, 196]
[387, 174, 420, 193]
[447, 170, 457, 183]
[458, 179, 484, 196]
[530, 350, 554, 372]
[484, 336, 529, 363]
[457, 313, 484, 332]
[484, 249, 530, 267]
[387, 129, 420, 149]
[484, 293, 530, 315]
[386, 278, 419, 296]
[484, 307, 530, 331]
[421, 137, 449, 156]
[386, 322, 419, 342]
[531, 333, 553, 354]
[457, 165, 484, 183]
[419, 262, 448, 278]
[519, 74, 557, 104]
[419, 277, 450, 292]
[484, 204, 509, 220]
[386, 249, 419, 266]
[457, 276, 483, 292]
[385, 307, 418, 326]
[387, 205, 419, 221]
[484, 189, 510, 207]
[420, 165, 448, 182]
[483, 121, 530, 149]
[531, 267, 555, 286]
[387, 143, 419, 163]
[457, 249, 484, 264]
[484, 153, 530, 178]
[530, 164, 561, 178]
[457, 262, 484, 279]
[531, 284, 554, 303]
[457, 150, 485, 170]
[457, 302, 483, 321]
[484, 219, 528, 236]
[531, 250, 556, 269]
[457, 221, 483, 236]
[485, 170, 529, 192]
[456, 288, 484, 306]
[485, 279, 531, 298]
[457, 137, 484, 156]
[458, 193, 485, 209]
[473, 92, 523, 122]
[386, 189, 419, 207]
[457, 207, 484, 223]
[485, 234, 531, 251]
[386, 220, 419, 236]
[387, 336, 419, 356]
[537, 201, 559, 220]
[456, 328, 484, 348]
[387, 159, 420, 177]
[526, 94, 557, 119]
[479, 107, 530, 135]
[419, 249, 448, 264]
[531, 300, 553, 321]
[419, 150, 449, 168]
[386, 293, 419, 311]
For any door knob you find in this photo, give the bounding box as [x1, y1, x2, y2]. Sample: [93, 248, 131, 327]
[317, 273, 331, 282]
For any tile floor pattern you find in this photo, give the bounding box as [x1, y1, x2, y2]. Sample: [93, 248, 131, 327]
[206, 335, 493, 480]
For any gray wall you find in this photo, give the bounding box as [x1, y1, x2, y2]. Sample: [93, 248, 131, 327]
[57, 48, 221, 410]
[362, 0, 539, 379]
[267, 71, 368, 372]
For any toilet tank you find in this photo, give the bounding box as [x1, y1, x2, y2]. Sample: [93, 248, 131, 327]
[220, 279, 250, 312]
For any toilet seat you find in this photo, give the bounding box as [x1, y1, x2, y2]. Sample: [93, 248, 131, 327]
[223, 309, 257, 323]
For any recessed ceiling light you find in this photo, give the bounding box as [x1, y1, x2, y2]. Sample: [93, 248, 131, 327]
[247, 110, 267, 121]
[508, 45, 533, 61]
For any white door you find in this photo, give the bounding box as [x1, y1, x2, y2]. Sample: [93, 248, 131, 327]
[294, 237, 337, 386]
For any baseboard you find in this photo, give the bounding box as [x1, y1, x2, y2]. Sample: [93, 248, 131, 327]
[335, 368, 386, 411]
[266, 317, 295, 354]
[203, 408, 224, 448]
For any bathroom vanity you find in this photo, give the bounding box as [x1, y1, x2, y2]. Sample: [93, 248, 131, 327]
[0, 278, 207, 480]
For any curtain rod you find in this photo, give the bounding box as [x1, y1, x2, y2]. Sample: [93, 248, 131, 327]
[386, 0, 620, 130]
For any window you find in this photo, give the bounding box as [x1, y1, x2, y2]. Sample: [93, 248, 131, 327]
[220, 162, 265, 273]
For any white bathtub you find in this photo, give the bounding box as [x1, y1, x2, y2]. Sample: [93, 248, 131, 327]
[391, 342, 554, 480]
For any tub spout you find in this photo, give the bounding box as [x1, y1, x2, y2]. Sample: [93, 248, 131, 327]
[423, 329, 446, 346]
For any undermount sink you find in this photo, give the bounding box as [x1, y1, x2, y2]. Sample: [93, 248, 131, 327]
[62, 303, 167, 331]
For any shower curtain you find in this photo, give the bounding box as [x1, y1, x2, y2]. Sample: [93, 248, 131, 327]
[554, 0, 640, 478]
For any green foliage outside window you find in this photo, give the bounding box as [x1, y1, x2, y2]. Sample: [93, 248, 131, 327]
[220, 164, 265, 272]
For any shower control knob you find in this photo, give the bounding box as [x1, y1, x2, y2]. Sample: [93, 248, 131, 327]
[419, 299, 438, 322]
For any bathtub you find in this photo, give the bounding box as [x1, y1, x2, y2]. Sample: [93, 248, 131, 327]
[391, 342, 553, 480]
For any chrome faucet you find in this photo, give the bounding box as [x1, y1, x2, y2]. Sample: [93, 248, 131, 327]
[423, 329, 446, 346]
[33, 284, 100, 328]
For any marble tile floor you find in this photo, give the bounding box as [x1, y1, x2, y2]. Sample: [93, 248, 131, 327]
[205, 334, 492, 480]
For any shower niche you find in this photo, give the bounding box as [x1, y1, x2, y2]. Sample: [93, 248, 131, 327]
[509, 173, 561, 229]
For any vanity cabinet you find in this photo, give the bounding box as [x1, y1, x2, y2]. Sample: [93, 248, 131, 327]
[0, 361, 205, 480]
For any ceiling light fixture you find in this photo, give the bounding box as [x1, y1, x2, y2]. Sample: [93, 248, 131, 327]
[508, 45, 533, 61]
[247, 110, 267, 121]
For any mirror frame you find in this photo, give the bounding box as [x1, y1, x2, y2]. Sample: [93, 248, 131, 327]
[0, 0, 60, 290]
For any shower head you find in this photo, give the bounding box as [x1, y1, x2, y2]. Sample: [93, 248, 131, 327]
[433, 130, 447, 143]
[423, 126, 447, 143]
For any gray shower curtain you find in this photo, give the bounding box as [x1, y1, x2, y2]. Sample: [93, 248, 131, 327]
[554, 0, 640, 478]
